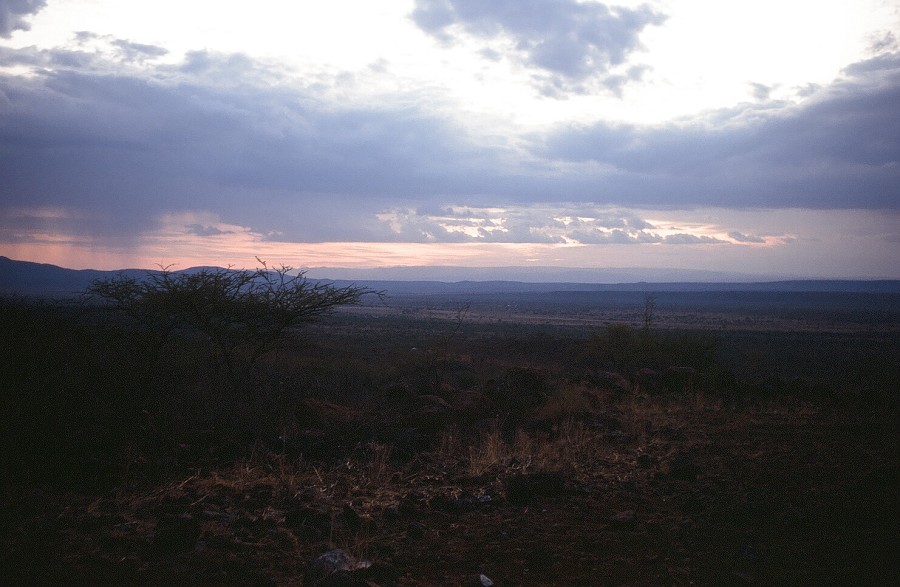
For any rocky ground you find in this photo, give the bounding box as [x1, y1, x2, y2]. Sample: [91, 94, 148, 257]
[2, 394, 896, 586]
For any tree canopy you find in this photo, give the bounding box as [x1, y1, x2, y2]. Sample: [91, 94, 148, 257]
[87, 260, 376, 375]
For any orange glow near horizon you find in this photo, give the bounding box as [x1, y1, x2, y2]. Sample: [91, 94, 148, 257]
[2, 237, 582, 272]
[3, 207, 898, 279]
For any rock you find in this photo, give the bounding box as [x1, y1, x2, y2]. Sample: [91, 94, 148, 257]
[304, 549, 398, 587]
[304, 549, 371, 587]
[466, 573, 494, 586]
[304, 549, 352, 586]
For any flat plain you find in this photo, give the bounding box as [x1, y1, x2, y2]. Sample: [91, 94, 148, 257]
[1, 289, 897, 585]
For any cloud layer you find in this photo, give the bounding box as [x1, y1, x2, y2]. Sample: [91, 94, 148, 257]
[0, 3, 898, 277]
[3, 42, 898, 241]
[0, 0, 45, 38]
[540, 55, 900, 209]
[411, 0, 666, 95]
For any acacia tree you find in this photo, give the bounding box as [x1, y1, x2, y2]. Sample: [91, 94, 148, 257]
[87, 259, 375, 380]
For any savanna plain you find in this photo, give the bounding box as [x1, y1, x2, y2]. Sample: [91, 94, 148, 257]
[1, 288, 898, 586]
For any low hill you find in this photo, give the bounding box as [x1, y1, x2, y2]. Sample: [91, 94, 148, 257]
[2, 256, 899, 298]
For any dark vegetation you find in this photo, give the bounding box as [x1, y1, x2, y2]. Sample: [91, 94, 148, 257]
[1, 278, 898, 585]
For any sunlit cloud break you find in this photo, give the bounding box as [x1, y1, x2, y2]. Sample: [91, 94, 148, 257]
[375, 204, 779, 246]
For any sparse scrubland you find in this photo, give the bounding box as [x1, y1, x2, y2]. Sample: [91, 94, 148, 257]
[1, 286, 898, 585]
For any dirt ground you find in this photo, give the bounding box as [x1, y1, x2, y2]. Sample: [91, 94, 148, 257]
[2, 396, 896, 586]
[1, 299, 897, 586]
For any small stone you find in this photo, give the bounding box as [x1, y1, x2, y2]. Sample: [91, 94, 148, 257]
[304, 549, 354, 586]
[466, 573, 494, 587]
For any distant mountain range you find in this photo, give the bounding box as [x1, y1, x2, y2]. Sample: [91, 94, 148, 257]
[303, 265, 779, 284]
[2, 256, 899, 298]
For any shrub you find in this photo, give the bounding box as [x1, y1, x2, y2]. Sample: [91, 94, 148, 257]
[585, 323, 721, 393]
[86, 260, 376, 380]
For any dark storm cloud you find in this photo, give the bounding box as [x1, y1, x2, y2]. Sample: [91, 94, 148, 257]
[410, 0, 666, 95]
[0, 0, 45, 38]
[2, 42, 898, 248]
[539, 51, 900, 208]
[0, 49, 519, 241]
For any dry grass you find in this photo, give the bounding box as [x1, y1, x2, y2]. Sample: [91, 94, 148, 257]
[467, 428, 508, 476]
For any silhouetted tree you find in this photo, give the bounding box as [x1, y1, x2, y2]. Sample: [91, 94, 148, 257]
[642, 294, 657, 332]
[86, 259, 376, 381]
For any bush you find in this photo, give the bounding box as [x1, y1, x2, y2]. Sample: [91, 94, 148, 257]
[585, 323, 720, 392]
[86, 260, 375, 380]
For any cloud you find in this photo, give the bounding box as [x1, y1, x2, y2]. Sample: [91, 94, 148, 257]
[0, 47, 520, 243]
[111, 39, 169, 62]
[728, 231, 766, 244]
[1, 39, 899, 254]
[0, 34, 168, 70]
[539, 51, 900, 208]
[373, 204, 744, 246]
[0, 0, 46, 38]
[868, 31, 898, 55]
[749, 82, 772, 101]
[186, 224, 232, 237]
[661, 233, 725, 245]
[410, 0, 666, 95]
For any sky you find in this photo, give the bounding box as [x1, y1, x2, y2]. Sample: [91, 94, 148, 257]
[1, 0, 899, 280]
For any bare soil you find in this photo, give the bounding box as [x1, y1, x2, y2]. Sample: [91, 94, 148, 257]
[1, 304, 897, 586]
[3, 396, 897, 585]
